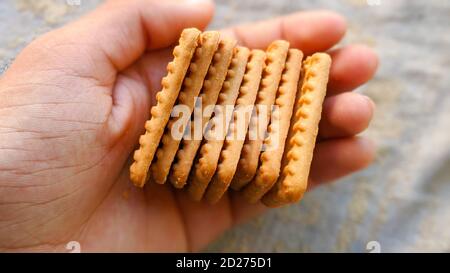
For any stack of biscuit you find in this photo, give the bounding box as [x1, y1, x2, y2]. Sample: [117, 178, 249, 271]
[130, 28, 331, 207]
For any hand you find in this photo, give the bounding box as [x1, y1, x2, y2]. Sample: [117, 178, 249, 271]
[0, 0, 377, 252]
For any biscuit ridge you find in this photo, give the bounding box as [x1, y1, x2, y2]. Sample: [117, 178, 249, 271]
[130, 28, 201, 187]
[194, 47, 250, 181]
[151, 31, 220, 184]
[231, 41, 289, 190]
[242, 49, 303, 203]
[186, 46, 251, 201]
[170, 38, 236, 188]
[203, 49, 266, 203]
[262, 53, 331, 207]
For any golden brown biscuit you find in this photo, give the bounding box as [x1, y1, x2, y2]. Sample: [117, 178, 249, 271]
[241, 49, 303, 203]
[151, 31, 220, 184]
[187, 47, 255, 201]
[204, 49, 267, 204]
[169, 38, 237, 188]
[262, 53, 332, 207]
[230, 40, 290, 190]
[129, 28, 201, 187]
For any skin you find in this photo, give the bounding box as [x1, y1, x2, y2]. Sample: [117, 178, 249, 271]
[0, 0, 378, 252]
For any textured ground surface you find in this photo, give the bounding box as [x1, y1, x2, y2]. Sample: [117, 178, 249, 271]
[1, 0, 449, 252]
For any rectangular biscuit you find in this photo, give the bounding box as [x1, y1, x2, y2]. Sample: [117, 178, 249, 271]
[129, 28, 201, 187]
[241, 49, 304, 203]
[262, 53, 332, 207]
[230, 40, 290, 190]
[204, 49, 267, 204]
[169, 38, 237, 189]
[151, 31, 220, 184]
[187, 47, 253, 201]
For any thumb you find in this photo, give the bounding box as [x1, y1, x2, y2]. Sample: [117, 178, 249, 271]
[12, 0, 214, 81]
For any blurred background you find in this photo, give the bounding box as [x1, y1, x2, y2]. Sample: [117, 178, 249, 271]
[1, 0, 449, 252]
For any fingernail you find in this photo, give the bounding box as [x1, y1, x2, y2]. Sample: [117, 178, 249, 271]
[355, 137, 377, 166]
[363, 95, 376, 111]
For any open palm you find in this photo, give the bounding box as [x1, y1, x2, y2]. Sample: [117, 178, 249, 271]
[0, 0, 377, 252]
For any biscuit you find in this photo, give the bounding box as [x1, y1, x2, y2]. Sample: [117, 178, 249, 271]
[204, 49, 267, 204]
[230, 40, 289, 190]
[241, 49, 303, 203]
[187, 47, 255, 201]
[129, 28, 201, 187]
[262, 53, 332, 207]
[151, 31, 220, 184]
[169, 38, 237, 189]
